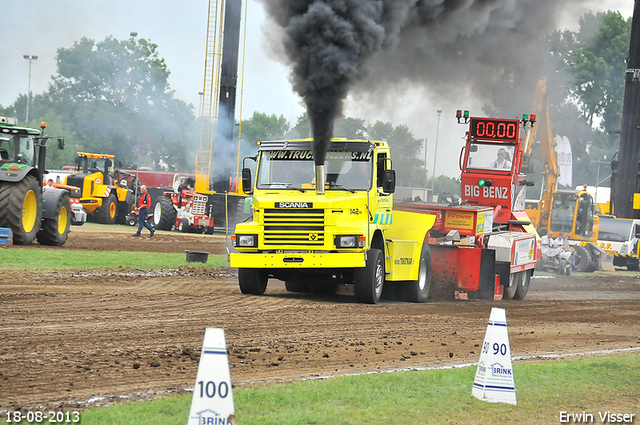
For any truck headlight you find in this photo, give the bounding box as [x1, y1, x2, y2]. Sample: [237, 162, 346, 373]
[335, 235, 365, 248]
[235, 234, 257, 247]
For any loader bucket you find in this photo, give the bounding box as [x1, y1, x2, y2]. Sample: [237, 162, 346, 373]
[598, 253, 616, 271]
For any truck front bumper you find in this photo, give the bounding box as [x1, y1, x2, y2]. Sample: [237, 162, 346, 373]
[229, 251, 366, 269]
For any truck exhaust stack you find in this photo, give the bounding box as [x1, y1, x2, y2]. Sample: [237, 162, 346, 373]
[315, 164, 325, 195]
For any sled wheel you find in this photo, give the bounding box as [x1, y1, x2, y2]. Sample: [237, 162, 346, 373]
[513, 270, 531, 300]
[503, 271, 519, 300]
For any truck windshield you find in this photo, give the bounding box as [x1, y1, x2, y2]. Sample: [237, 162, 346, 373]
[598, 218, 634, 242]
[466, 143, 515, 171]
[257, 150, 373, 191]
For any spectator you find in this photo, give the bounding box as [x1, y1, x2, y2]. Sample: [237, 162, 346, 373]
[132, 185, 154, 238]
[555, 232, 570, 247]
[541, 231, 554, 248]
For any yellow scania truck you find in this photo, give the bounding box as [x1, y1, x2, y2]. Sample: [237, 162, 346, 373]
[230, 138, 435, 304]
[230, 115, 540, 304]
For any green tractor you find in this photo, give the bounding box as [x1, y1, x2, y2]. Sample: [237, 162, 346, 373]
[0, 117, 75, 245]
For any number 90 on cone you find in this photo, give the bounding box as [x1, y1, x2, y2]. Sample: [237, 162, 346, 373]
[472, 307, 517, 405]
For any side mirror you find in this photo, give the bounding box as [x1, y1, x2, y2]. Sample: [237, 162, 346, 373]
[382, 170, 396, 194]
[242, 168, 252, 193]
[57, 138, 65, 150]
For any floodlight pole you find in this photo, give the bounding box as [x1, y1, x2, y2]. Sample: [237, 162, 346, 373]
[431, 109, 442, 193]
[23, 54, 38, 125]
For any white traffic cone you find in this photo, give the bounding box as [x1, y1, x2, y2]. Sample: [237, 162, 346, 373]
[187, 327, 236, 425]
[472, 307, 517, 405]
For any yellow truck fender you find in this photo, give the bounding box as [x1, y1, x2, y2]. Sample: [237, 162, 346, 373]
[384, 210, 436, 281]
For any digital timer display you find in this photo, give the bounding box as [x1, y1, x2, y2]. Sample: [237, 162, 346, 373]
[470, 118, 519, 141]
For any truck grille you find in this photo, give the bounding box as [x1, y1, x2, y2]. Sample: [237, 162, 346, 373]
[192, 195, 208, 215]
[263, 208, 325, 246]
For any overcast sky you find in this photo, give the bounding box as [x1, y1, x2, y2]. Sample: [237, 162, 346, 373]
[2, 0, 635, 178]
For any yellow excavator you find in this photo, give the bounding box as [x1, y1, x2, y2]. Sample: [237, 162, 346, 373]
[522, 78, 610, 272]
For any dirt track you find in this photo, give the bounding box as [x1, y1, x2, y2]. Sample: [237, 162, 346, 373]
[1, 224, 640, 412]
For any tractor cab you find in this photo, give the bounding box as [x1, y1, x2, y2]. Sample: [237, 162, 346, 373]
[0, 117, 41, 168]
[71, 153, 117, 186]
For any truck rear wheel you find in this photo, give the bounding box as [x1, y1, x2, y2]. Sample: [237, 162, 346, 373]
[397, 244, 432, 303]
[153, 196, 177, 231]
[0, 176, 42, 245]
[37, 192, 71, 246]
[238, 268, 268, 295]
[285, 280, 308, 293]
[354, 248, 385, 304]
[95, 193, 117, 224]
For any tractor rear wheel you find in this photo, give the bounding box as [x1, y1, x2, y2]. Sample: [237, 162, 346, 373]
[95, 193, 117, 224]
[354, 248, 385, 304]
[0, 175, 42, 245]
[37, 192, 71, 246]
[153, 196, 176, 231]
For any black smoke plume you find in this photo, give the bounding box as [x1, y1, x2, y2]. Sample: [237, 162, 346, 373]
[260, 0, 586, 164]
[279, 0, 387, 165]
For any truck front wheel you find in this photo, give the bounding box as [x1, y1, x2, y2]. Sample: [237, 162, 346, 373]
[238, 268, 268, 295]
[354, 248, 385, 304]
[397, 244, 432, 303]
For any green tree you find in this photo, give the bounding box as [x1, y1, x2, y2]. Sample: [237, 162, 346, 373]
[545, 11, 630, 187]
[366, 120, 426, 187]
[428, 175, 461, 197]
[239, 111, 290, 157]
[562, 12, 630, 133]
[46, 36, 197, 171]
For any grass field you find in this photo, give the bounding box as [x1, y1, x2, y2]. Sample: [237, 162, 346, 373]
[66, 352, 640, 425]
[0, 248, 228, 270]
